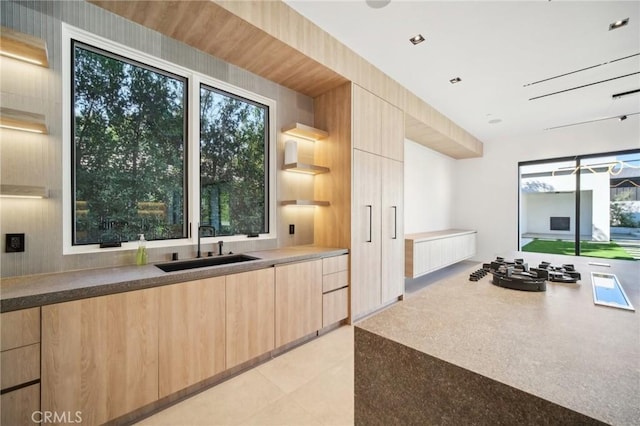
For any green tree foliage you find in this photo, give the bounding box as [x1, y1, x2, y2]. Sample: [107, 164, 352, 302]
[73, 44, 186, 244]
[200, 86, 267, 235]
[610, 190, 639, 228]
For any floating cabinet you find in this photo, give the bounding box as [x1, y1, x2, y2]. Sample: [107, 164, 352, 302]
[0, 26, 49, 67]
[405, 230, 477, 278]
[282, 122, 328, 141]
[0, 107, 47, 134]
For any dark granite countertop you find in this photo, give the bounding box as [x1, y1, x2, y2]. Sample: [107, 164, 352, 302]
[357, 252, 640, 425]
[0, 246, 347, 313]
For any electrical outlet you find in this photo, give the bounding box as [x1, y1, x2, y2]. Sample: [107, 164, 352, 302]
[6, 233, 25, 252]
[289, 224, 295, 235]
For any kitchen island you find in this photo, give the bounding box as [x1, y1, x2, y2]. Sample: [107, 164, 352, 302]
[355, 253, 639, 425]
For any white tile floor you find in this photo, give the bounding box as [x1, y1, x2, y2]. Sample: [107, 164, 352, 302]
[137, 326, 354, 426]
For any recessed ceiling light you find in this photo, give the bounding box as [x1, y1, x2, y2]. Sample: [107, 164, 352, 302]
[366, 0, 391, 9]
[449, 77, 462, 84]
[409, 34, 425, 45]
[609, 18, 629, 31]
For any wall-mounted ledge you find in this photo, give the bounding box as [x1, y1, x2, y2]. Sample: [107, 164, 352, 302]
[0, 184, 48, 198]
[282, 122, 328, 141]
[0, 107, 48, 134]
[283, 162, 330, 174]
[281, 200, 330, 206]
[0, 26, 49, 67]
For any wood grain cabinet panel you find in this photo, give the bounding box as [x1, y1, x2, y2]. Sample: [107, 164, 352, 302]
[159, 277, 226, 398]
[41, 288, 159, 425]
[226, 268, 275, 369]
[381, 158, 404, 303]
[275, 260, 323, 347]
[352, 85, 382, 155]
[1, 343, 40, 390]
[1, 307, 40, 351]
[323, 288, 348, 327]
[352, 149, 382, 318]
[1, 383, 39, 426]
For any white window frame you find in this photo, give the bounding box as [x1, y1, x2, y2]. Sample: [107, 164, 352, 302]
[62, 24, 276, 255]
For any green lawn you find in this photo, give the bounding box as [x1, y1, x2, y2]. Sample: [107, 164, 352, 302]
[522, 239, 635, 260]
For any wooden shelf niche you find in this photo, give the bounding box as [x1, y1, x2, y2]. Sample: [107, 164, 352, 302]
[0, 26, 49, 68]
[0, 107, 48, 134]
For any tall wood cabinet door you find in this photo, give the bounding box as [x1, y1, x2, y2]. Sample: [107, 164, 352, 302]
[352, 84, 381, 155]
[380, 100, 404, 162]
[42, 288, 159, 425]
[226, 268, 275, 369]
[381, 158, 405, 303]
[159, 277, 226, 398]
[275, 260, 323, 347]
[352, 149, 382, 318]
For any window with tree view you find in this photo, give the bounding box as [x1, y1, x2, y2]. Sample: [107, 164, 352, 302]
[200, 84, 268, 236]
[72, 41, 187, 245]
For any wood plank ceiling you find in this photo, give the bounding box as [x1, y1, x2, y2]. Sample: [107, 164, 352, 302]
[89, 0, 348, 98]
[89, 0, 483, 159]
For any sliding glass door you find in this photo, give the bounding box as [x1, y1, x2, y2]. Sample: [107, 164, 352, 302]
[519, 159, 577, 256]
[519, 149, 639, 261]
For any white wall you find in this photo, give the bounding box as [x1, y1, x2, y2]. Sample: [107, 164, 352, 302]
[453, 119, 639, 261]
[404, 139, 456, 234]
[523, 191, 592, 237]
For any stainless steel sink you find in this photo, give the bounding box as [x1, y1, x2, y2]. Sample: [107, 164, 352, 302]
[155, 254, 259, 272]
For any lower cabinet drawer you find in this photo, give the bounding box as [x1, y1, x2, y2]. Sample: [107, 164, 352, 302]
[1, 383, 40, 426]
[323, 287, 348, 327]
[1, 343, 40, 390]
[323, 270, 349, 293]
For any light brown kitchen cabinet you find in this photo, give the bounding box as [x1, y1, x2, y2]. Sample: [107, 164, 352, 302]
[226, 268, 275, 369]
[275, 260, 323, 347]
[1, 307, 41, 425]
[1, 307, 40, 351]
[41, 288, 159, 425]
[352, 149, 383, 317]
[158, 276, 226, 398]
[381, 157, 404, 303]
[352, 84, 403, 162]
[351, 84, 404, 319]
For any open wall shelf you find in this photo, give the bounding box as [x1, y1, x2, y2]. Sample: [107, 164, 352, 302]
[0, 184, 48, 198]
[281, 122, 328, 141]
[281, 200, 330, 207]
[0, 107, 48, 134]
[0, 26, 49, 67]
[283, 162, 330, 175]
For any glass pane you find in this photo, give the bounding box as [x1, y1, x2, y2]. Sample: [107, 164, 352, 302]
[200, 85, 268, 236]
[520, 160, 577, 256]
[73, 42, 187, 245]
[580, 153, 640, 260]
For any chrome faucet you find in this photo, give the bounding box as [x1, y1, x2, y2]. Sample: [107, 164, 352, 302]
[197, 225, 216, 258]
